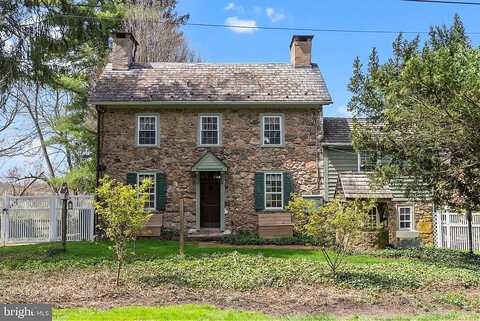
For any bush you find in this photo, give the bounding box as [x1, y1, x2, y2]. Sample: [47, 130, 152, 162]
[221, 231, 323, 246]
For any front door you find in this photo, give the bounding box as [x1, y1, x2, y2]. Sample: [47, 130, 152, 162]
[200, 172, 221, 228]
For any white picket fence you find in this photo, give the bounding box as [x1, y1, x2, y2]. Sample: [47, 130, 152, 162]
[435, 211, 480, 251]
[0, 195, 94, 245]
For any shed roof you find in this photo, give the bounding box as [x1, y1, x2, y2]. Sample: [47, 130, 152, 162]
[336, 172, 392, 199]
[89, 63, 332, 105]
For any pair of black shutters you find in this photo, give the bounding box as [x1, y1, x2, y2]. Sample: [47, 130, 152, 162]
[126, 172, 167, 211]
[254, 172, 294, 210]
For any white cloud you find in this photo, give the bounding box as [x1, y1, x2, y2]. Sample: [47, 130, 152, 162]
[225, 16, 257, 34]
[265, 7, 286, 23]
[224, 2, 244, 13]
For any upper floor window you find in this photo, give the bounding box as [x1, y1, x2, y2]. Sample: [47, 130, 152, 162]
[199, 115, 221, 146]
[262, 115, 283, 146]
[265, 172, 283, 209]
[137, 173, 156, 210]
[137, 115, 158, 146]
[358, 151, 377, 172]
[398, 206, 413, 231]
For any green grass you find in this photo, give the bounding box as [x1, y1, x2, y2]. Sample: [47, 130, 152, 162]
[0, 240, 394, 270]
[53, 304, 479, 321]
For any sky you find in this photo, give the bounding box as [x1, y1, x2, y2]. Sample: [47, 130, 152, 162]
[175, 0, 480, 117]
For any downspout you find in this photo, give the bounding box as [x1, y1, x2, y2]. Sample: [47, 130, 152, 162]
[94, 105, 104, 238]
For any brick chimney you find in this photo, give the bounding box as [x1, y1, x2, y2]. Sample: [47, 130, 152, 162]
[290, 35, 313, 67]
[110, 32, 138, 70]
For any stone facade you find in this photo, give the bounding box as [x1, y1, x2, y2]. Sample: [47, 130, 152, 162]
[386, 201, 434, 247]
[98, 106, 324, 233]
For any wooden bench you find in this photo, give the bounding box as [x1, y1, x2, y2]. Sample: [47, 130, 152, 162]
[257, 213, 293, 239]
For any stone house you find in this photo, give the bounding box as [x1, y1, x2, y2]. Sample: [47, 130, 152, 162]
[89, 32, 433, 247]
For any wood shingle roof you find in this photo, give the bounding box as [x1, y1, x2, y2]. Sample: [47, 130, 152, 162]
[89, 63, 332, 105]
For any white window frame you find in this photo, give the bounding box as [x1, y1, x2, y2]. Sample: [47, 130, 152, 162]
[358, 151, 377, 172]
[137, 172, 156, 210]
[198, 114, 221, 146]
[261, 114, 284, 147]
[136, 114, 159, 147]
[365, 206, 380, 229]
[264, 172, 284, 210]
[397, 205, 414, 231]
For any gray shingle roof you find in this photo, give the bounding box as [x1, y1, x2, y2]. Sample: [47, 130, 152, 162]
[323, 117, 353, 145]
[336, 172, 393, 199]
[89, 63, 332, 104]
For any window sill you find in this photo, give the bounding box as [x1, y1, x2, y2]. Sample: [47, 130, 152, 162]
[261, 145, 285, 148]
[396, 230, 419, 239]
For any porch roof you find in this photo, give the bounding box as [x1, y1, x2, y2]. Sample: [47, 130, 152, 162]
[336, 172, 392, 199]
[192, 152, 227, 172]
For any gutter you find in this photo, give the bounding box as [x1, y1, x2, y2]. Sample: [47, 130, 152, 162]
[322, 142, 353, 147]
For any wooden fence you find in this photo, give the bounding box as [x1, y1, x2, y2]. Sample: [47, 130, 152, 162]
[0, 195, 94, 245]
[435, 211, 480, 251]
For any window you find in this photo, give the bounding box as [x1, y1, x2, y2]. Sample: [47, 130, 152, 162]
[358, 151, 377, 171]
[138, 173, 156, 210]
[262, 115, 283, 146]
[199, 115, 220, 146]
[137, 115, 158, 146]
[398, 206, 413, 231]
[366, 207, 380, 229]
[265, 173, 283, 209]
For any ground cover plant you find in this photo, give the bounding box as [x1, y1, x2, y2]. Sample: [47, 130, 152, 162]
[1, 241, 479, 319]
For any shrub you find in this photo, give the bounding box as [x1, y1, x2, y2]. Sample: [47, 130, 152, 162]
[95, 177, 153, 285]
[221, 231, 322, 246]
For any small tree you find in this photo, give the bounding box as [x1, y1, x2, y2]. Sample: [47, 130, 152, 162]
[95, 177, 153, 285]
[288, 195, 376, 279]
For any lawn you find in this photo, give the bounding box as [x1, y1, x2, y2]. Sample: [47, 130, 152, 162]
[53, 304, 479, 321]
[1, 240, 480, 320]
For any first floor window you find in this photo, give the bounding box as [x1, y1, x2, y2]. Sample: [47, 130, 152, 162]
[262, 115, 282, 146]
[137, 115, 158, 146]
[366, 207, 380, 229]
[200, 115, 220, 145]
[398, 206, 413, 230]
[138, 173, 156, 210]
[265, 173, 283, 209]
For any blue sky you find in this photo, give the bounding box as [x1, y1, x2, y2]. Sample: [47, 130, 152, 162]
[176, 0, 480, 116]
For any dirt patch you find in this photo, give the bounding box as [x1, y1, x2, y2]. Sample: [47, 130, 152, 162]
[0, 267, 471, 318]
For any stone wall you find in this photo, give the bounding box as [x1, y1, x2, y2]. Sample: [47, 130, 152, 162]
[386, 201, 434, 246]
[98, 106, 323, 232]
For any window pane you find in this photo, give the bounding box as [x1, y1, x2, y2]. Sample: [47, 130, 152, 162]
[138, 174, 155, 209]
[265, 173, 283, 209]
[399, 207, 412, 230]
[263, 116, 281, 145]
[138, 116, 157, 145]
[359, 151, 376, 171]
[200, 116, 219, 145]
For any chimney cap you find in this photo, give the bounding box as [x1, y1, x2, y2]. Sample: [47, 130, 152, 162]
[290, 35, 314, 48]
[112, 31, 139, 45]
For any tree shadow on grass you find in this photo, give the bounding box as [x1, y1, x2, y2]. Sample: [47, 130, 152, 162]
[335, 270, 422, 290]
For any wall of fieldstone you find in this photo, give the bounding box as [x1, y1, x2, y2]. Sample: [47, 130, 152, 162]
[98, 106, 324, 232]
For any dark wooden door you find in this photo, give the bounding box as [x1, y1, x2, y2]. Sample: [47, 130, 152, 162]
[200, 172, 221, 228]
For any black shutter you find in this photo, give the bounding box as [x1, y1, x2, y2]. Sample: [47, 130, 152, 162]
[254, 172, 265, 210]
[156, 173, 167, 211]
[126, 173, 137, 186]
[283, 171, 294, 207]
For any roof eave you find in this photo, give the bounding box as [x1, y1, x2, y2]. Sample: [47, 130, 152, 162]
[89, 100, 333, 106]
